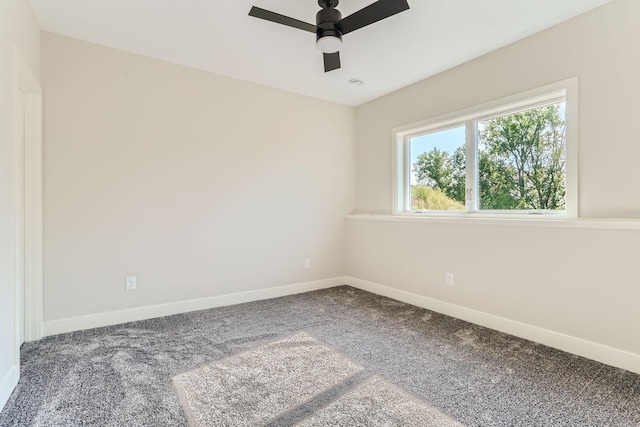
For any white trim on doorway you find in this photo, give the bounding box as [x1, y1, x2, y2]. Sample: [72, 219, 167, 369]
[15, 44, 44, 344]
[13, 44, 43, 343]
[3, 44, 44, 411]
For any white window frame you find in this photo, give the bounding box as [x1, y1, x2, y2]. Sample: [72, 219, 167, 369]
[392, 77, 578, 219]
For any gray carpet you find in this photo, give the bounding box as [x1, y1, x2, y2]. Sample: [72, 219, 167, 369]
[173, 332, 362, 426]
[1, 286, 640, 426]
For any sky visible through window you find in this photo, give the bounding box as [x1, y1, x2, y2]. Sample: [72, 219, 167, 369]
[410, 126, 465, 185]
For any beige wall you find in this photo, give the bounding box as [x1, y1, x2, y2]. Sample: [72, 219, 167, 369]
[350, 0, 640, 358]
[0, 0, 41, 407]
[42, 32, 355, 321]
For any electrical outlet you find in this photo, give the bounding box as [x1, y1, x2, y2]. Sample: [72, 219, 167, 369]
[125, 276, 137, 291]
[445, 273, 454, 287]
[304, 258, 311, 269]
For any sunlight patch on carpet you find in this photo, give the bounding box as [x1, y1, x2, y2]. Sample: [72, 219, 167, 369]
[173, 332, 363, 427]
[295, 376, 464, 426]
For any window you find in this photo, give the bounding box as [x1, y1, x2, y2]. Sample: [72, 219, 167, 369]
[394, 78, 578, 218]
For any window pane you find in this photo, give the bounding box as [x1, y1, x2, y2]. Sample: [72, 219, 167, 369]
[477, 102, 566, 211]
[409, 126, 466, 211]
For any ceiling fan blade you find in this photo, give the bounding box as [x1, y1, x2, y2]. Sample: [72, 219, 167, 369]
[249, 6, 317, 33]
[338, 0, 409, 35]
[323, 52, 341, 72]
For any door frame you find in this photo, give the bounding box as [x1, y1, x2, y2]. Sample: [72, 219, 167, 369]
[11, 44, 43, 352]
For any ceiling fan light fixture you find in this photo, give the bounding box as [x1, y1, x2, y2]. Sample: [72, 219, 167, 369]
[249, 0, 410, 72]
[316, 35, 342, 53]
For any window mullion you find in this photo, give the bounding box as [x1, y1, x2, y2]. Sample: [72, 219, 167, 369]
[465, 120, 477, 213]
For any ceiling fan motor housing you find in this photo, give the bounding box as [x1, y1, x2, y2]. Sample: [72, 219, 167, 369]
[316, 6, 342, 43]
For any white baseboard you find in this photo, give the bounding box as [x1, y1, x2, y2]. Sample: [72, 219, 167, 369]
[41, 275, 640, 375]
[44, 277, 346, 337]
[346, 276, 640, 375]
[0, 365, 18, 412]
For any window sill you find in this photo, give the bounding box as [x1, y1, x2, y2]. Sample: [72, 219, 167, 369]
[345, 214, 640, 230]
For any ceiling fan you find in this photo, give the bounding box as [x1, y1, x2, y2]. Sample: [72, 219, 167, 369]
[249, 0, 410, 73]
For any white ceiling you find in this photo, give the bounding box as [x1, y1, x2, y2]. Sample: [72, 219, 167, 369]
[28, 0, 613, 106]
